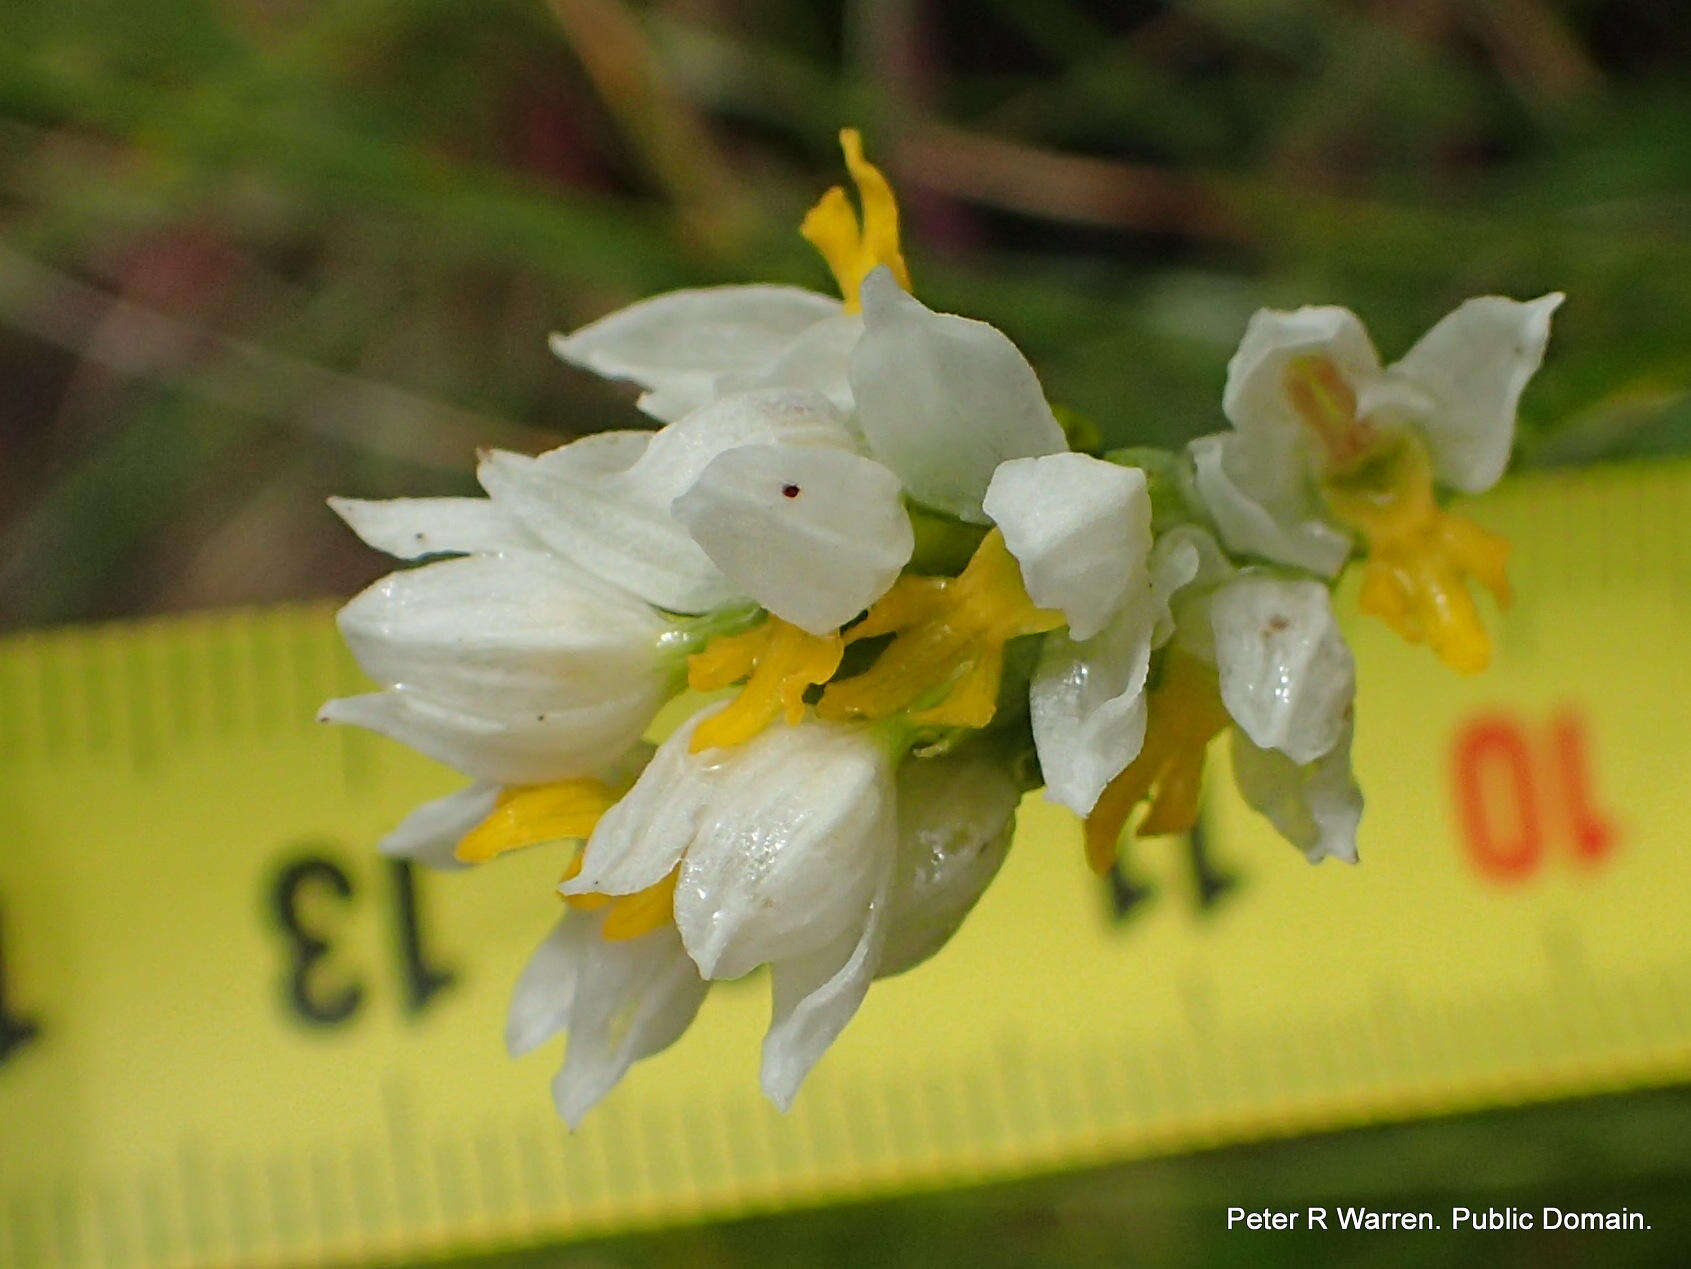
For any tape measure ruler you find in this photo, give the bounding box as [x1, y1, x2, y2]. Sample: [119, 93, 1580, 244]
[2, 460, 1689, 1267]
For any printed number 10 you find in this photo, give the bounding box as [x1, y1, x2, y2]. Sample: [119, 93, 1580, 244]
[1451, 708, 1617, 882]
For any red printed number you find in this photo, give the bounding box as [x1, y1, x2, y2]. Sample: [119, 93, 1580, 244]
[1451, 709, 1618, 883]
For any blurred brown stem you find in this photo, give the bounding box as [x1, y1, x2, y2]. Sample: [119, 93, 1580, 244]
[545, 0, 748, 254]
[0, 243, 553, 469]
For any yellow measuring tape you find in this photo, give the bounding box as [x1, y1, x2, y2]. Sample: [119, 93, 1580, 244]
[2, 461, 1689, 1267]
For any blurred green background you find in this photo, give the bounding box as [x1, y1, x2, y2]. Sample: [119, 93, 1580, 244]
[2, 0, 1688, 1263]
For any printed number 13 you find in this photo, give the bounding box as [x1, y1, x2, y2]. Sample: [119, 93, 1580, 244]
[270, 852, 455, 1027]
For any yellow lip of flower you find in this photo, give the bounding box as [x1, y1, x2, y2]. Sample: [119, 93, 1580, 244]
[1280, 354, 1512, 676]
[801, 127, 912, 312]
[686, 616, 845, 751]
[456, 777, 677, 941]
[1083, 650, 1231, 875]
[817, 528, 1063, 730]
[1319, 430, 1511, 676]
[455, 778, 622, 864]
[559, 851, 679, 943]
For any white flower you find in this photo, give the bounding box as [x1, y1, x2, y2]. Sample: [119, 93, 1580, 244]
[559, 708, 1021, 1109]
[851, 268, 1067, 523]
[477, 387, 913, 635]
[1170, 536, 1363, 864]
[981, 452, 1174, 818]
[320, 548, 678, 785]
[1192, 293, 1563, 572]
[763, 748, 1019, 1108]
[505, 910, 709, 1128]
[565, 709, 897, 981]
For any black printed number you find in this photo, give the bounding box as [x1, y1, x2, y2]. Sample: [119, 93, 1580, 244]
[0, 903, 42, 1065]
[269, 851, 455, 1028]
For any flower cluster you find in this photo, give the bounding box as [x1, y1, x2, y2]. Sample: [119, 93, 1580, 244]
[323, 130, 1561, 1124]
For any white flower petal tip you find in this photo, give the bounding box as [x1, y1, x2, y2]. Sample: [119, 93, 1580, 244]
[1232, 725, 1362, 866]
[984, 453, 1152, 641]
[550, 285, 843, 422]
[673, 443, 913, 635]
[1189, 434, 1353, 577]
[506, 915, 708, 1129]
[376, 782, 501, 871]
[505, 916, 590, 1058]
[1210, 578, 1355, 766]
[760, 885, 890, 1111]
[1392, 292, 1565, 494]
[328, 496, 536, 560]
[850, 267, 1066, 522]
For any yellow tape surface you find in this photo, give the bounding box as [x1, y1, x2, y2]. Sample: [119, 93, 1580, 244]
[2, 462, 1689, 1266]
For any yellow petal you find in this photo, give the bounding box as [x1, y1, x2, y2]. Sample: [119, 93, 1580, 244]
[691, 617, 844, 751]
[818, 528, 1061, 728]
[456, 779, 620, 864]
[1081, 652, 1230, 874]
[1322, 432, 1510, 676]
[800, 128, 911, 311]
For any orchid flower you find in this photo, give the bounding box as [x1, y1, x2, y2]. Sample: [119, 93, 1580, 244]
[323, 127, 1562, 1123]
[1191, 294, 1562, 672]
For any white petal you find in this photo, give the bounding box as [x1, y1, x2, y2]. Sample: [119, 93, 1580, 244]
[673, 720, 897, 981]
[318, 690, 656, 786]
[672, 443, 913, 635]
[328, 497, 537, 560]
[1210, 578, 1354, 766]
[760, 871, 892, 1112]
[1029, 525, 1209, 816]
[477, 431, 736, 614]
[551, 284, 842, 422]
[1149, 524, 1223, 644]
[877, 754, 1019, 978]
[563, 708, 719, 900]
[1223, 304, 1383, 439]
[714, 312, 863, 418]
[1232, 719, 1362, 864]
[849, 268, 1066, 522]
[1390, 293, 1564, 494]
[549, 918, 709, 1128]
[335, 552, 671, 720]
[1031, 608, 1152, 816]
[1189, 433, 1353, 578]
[480, 392, 855, 613]
[984, 453, 1151, 640]
[375, 781, 500, 870]
[505, 912, 594, 1057]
